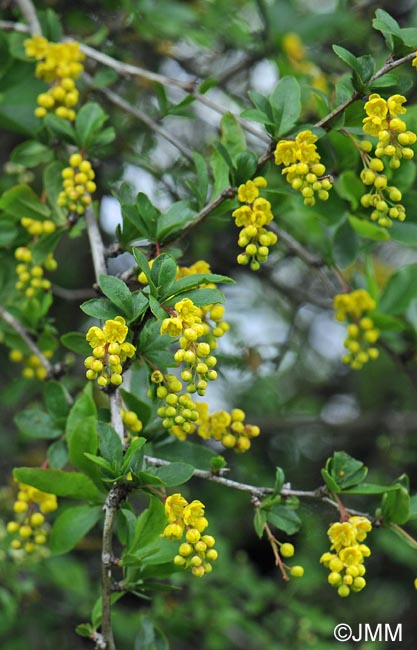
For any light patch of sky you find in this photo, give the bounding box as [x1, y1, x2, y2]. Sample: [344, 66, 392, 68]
[299, 0, 338, 13]
[321, 394, 360, 424]
[250, 59, 279, 94]
[308, 311, 345, 361]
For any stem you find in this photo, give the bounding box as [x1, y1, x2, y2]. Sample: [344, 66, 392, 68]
[101, 485, 129, 650]
[390, 524, 417, 549]
[264, 521, 289, 580]
[14, 0, 41, 35]
[85, 208, 107, 283]
[0, 306, 53, 376]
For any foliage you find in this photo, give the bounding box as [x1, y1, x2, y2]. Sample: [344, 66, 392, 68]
[1, 1, 417, 649]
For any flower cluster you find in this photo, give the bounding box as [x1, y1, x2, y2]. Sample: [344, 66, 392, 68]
[138, 260, 230, 349]
[231, 177, 278, 271]
[334, 289, 379, 370]
[84, 317, 136, 387]
[163, 493, 218, 577]
[21, 217, 56, 237]
[320, 516, 372, 597]
[274, 130, 332, 206]
[14, 246, 57, 300]
[152, 371, 200, 440]
[196, 404, 260, 453]
[7, 482, 57, 555]
[360, 94, 416, 227]
[24, 35, 85, 121]
[160, 298, 219, 397]
[9, 348, 53, 381]
[58, 153, 96, 216]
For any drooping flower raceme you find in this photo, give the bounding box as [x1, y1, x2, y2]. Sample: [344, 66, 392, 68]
[274, 130, 332, 206]
[321, 516, 372, 597]
[333, 289, 379, 370]
[163, 493, 218, 577]
[84, 316, 136, 387]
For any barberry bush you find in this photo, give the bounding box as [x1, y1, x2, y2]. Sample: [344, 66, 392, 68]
[1, 1, 417, 648]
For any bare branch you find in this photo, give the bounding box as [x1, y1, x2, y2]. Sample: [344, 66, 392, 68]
[14, 0, 41, 36]
[92, 80, 195, 162]
[85, 208, 107, 283]
[0, 306, 53, 375]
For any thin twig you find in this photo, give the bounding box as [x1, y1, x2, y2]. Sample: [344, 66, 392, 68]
[0, 306, 52, 375]
[93, 81, 195, 162]
[85, 208, 107, 283]
[14, 0, 41, 35]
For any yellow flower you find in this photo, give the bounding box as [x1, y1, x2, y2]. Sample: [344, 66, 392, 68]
[160, 316, 183, 337]
[103, 316, 128, 343]
[274, 140, 298, 166]
[237, 180, 260, 204]
[339, 545, 364, 567]
[183, 500, 205, 526]
[86, 326, 106, 348]
[165, 493, 188, 522]
[349, 516, 372, 541]
[327, 522, 357, 550]
[387, 94, 407, 117]
[282, 33, 306, 63]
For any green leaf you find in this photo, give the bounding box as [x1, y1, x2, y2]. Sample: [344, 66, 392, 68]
[220, 112, 246, 160]
[273, 467, 286, 496]
[210, 148, 230, 199]
[43, 381, 70, 419]
[270, 76, 301, 136]
[150, 254, 178, 294]
[120, 437, 147, 475]
[13, 467, 102, 501]
[333, 219, 359, 269]
[191, 152, 209, 207]
[156, 201, 196, 243]
[348, 216, 390, 241]
[76, 624, 94, 639]
[134, 614, 169, 650]
[44, 113, 76, 142]
[342, 482, 405, 495]
[131, 292, 149, 322]
[266, 505, 301, 535]
[155, 439, 215, 470]
[145, 462, 194, 487]
[11, 140, 54, 167]
[80, 298, 122, 321]
[0, 220, 18, 246]
[97, 421, 123, 467]
[378, 265, 417, 315]
[163, 287, 225, 308]
[372, 9, 402, 52]
[234, 150, 258, 185]
[126, 495, 167, 556]
[98, 274, 134, 320]
[43, 160, 66, 218]
[335, 171, 364, 210]
[0, 184, 50, 221]
[381, 479, 410, 525]
[50, 505, 102, 555]
[91, 68, 118, 88]
[60, 332, 92, 355]
[332, 45, 361, 75]
[75, 102, 109, 149]
[160, 272, 233, 302]
[390, 221, 417, 248]
[14, 408, 62, 440]
[66, 387, 97, 438]
[325, 451, 368, 491]
[254, 508, 267, 538]
[132, 248, 157, 294]
[68, 416, 99, 475]
[47, 440, 69, 469]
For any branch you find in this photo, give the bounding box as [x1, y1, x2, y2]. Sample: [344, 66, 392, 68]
[85, 207, 107, 283]
[101, 485, 130, 650]
[0, 306, 54, 376]
[315, 51, 417, 130]
[91, 80, 195, 162]
[14, 0, 41, 35]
